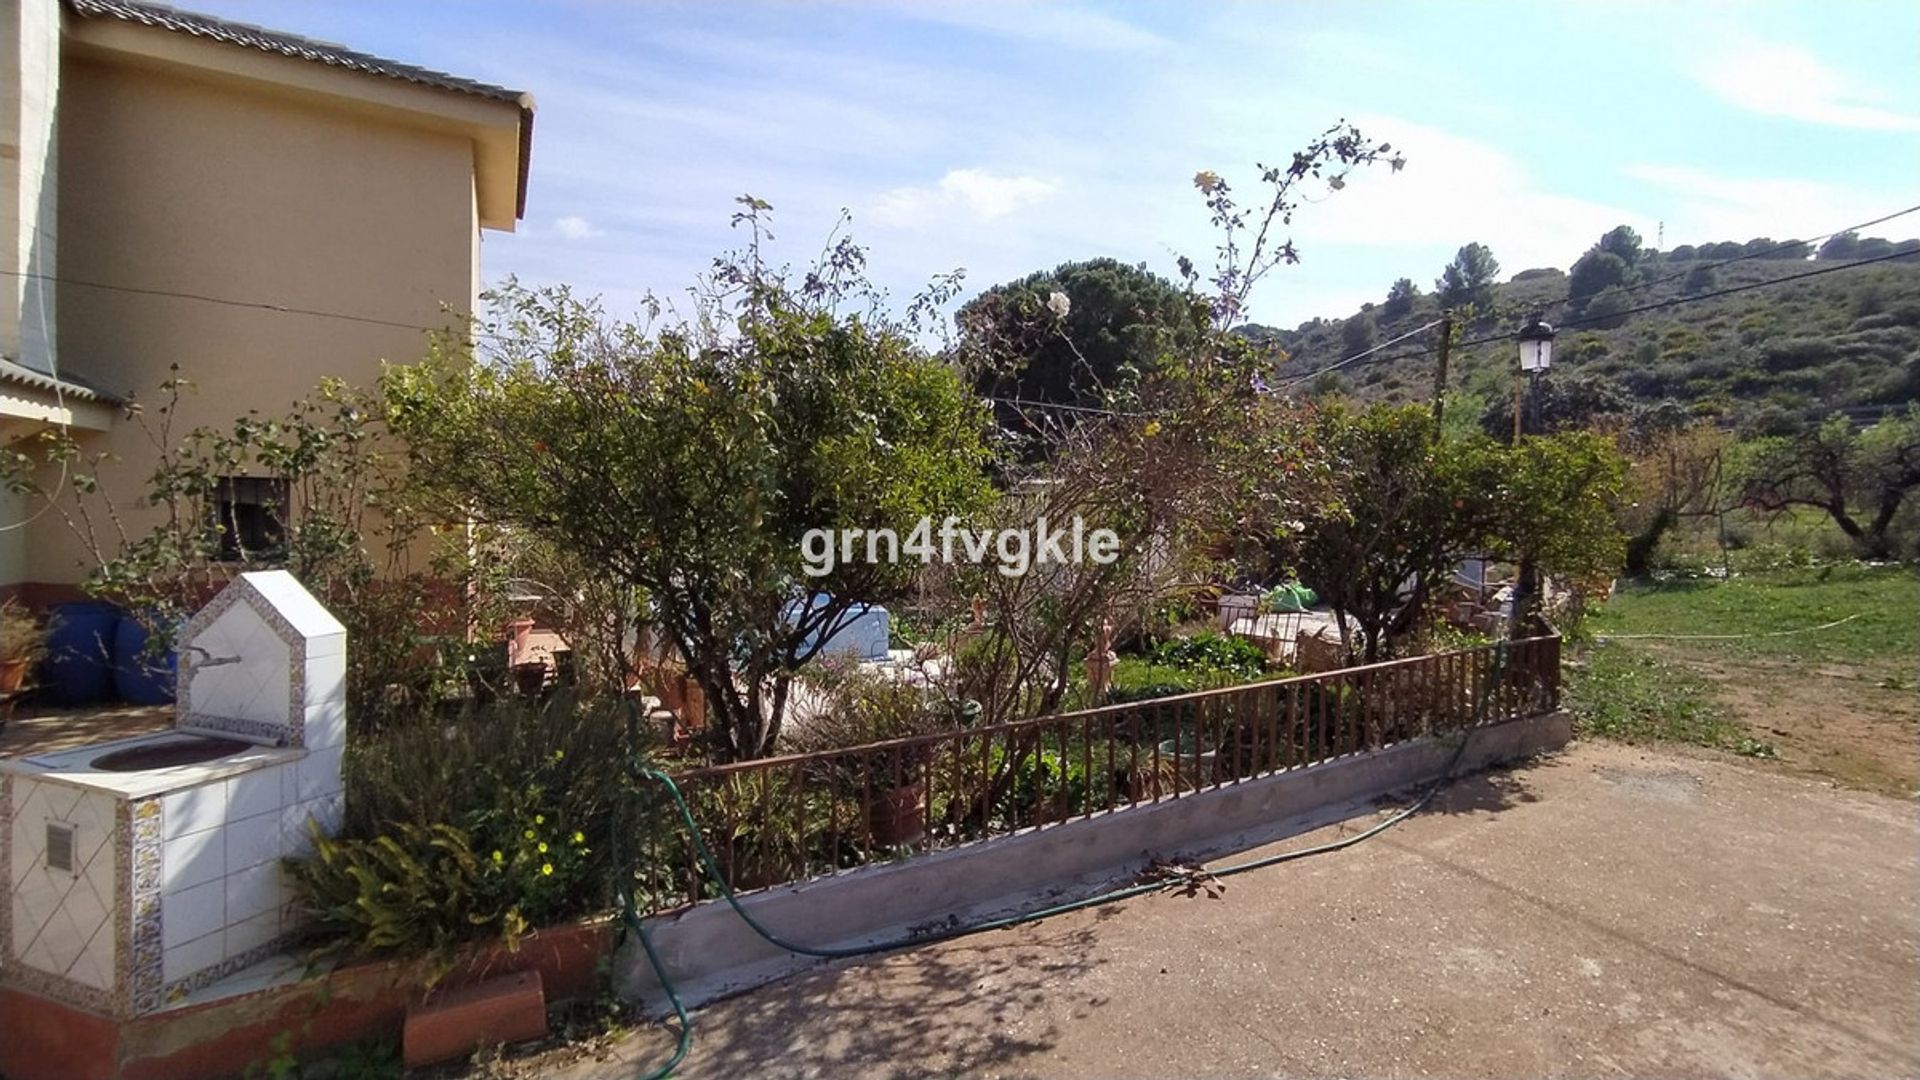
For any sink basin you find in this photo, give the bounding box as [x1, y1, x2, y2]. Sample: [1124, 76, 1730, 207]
[89, 736, 252, 772]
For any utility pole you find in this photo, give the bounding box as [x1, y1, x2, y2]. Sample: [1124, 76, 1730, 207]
[1430, 313, 1453, 434]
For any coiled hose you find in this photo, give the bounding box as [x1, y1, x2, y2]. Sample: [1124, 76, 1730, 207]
[618, 641, 1513, 1078]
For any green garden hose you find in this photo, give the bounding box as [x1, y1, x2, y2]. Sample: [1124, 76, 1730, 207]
[620, 641, 1514, 1078]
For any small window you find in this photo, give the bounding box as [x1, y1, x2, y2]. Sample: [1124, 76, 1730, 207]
[212, 476, 289, 561]
[46, 823, 75, 874]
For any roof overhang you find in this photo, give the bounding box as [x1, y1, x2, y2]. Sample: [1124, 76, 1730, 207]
[0, 361, 118, 430]
[62, 9, 533, 229]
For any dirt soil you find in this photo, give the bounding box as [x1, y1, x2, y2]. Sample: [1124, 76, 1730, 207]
[538, 740, 1918, 1080]
[1651, 642, 1920, 799]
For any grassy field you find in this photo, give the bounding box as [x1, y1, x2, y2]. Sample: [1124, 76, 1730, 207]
[1568, 563, 1918, 797]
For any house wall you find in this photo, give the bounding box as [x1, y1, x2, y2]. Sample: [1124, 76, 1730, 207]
[0, 0, 61, 587]
[17, 51, 483, 588]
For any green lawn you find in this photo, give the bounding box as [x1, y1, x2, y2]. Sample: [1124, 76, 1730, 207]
[1585, 563, 1918, 666]
[1569, 563, 1919, 795]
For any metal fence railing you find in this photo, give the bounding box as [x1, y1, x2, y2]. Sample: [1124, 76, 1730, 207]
[636, 634, 1560, 912]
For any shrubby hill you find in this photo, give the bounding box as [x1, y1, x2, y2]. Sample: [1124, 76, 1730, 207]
[1252, 230, 1920, 432]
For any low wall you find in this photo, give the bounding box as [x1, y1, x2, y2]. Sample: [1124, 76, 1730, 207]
[618, 710, 1573, 1011]
[0, 919, 613, 1080]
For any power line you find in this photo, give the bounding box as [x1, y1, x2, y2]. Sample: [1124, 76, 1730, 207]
[1279, 318, 1443, 389]
[0, 266, 501, 342]
[1579, 202, 1920, 307]
[1304, 245, 1920, 384]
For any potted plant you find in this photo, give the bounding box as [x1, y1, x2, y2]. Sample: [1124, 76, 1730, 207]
[1, 597, 47, 693]
[788, 663, 950, 848]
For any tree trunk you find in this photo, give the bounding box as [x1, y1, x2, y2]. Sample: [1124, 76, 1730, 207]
[1624, 507, 1677, 578]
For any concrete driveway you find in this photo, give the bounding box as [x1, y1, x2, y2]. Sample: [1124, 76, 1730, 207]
[556, 741, 1918, 1079]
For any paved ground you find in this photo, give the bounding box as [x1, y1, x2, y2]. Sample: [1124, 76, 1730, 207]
[550, 740, 1918, 1080]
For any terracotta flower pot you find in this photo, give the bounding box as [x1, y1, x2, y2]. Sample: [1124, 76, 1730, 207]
[867, 782, 928, 846]
[0, 659, 26, 693]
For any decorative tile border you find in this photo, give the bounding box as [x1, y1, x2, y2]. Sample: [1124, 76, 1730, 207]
[161, 934, 298, 1008]
[127, 797, 164, 1015]
[1, 772, 12, 969]
[176, 575, 310, 749]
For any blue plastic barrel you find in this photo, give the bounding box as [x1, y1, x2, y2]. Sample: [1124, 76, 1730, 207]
[112, 616, 177, 706]
[40, 601, 120, 706]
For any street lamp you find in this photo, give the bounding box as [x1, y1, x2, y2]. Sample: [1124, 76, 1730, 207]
[1517, 315, 1555, 373]
[1512, 314, 1556, 441]
[1510, 314, 1557, 635]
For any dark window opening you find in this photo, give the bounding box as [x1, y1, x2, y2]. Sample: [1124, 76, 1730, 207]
[212, 476, 289, 560]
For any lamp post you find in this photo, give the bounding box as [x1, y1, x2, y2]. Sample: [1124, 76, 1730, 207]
[1513, 315, 1555, 441]
[1510, 315, 1555, 633]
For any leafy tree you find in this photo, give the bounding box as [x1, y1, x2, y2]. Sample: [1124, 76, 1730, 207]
[1478, 370, 1630, 442]
[1740, 410, 1920, 559]
[959, 258, 1198, 429]
[1613, 419, 1732, 576]
[1856, 237, 1897, 259]
[1580, 284, 1633, 330]
[1436, 243, 1500, 311]
[1668, 244, 1698, 261]
[1381, 277, 1419, 321]
[1341, 310, 1377, 356]
[1284, 404, 1624, 657]
[1488, 430, 1627, 625]
[1569, 250, 1632, 306]
[1818, 231, 1860, 261]
[1287, 405, 1496, 661]
[1597, 225, 1644, 266]
[387, 220, 995, 760]
[1682, 263, 1717, 295]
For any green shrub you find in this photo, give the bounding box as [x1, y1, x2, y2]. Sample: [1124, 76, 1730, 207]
[1148, 630, 1269, 680]
[285, 694, 656, 964]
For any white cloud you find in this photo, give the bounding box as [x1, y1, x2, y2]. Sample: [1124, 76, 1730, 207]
[871, 169, 1060, 229]
[553, 215, 599, 240]
[1624, 164, 1906, 244]
[1694, 39, 1920, 131]
[1292, 115, 1645, 275]
[885, 2, 1167, 53]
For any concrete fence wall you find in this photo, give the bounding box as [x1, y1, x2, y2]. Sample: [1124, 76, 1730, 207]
[618, 709, 1573, 1011]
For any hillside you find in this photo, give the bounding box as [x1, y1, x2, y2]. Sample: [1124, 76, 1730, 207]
[1255, 236, 1920, 432]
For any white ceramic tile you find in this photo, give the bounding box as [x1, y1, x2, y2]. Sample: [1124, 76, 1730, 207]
[226, 767, 282, 822]
[65, 922, 116, 991]
[163, 826, 225, 895]
[304, 649, 345, 702]
[163, 783, 228, 840]
[163, 878, 224, 949]
[225, 809, 282, 872]
[163, 929, 225, 984]
[280, 802, 321, 859]
[224, 910, 280, 960]
[304, 701, 346, 750]
[25, 904, 84, 974]
[225, 861, 283, 925]
[306, 630, 346, 659]
[241, 571, 346, 638]
[307, 794, 344, 837]
[295, 746, 344, 802]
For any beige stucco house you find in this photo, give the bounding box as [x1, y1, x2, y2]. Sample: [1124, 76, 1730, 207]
[0, 0, 531, 597]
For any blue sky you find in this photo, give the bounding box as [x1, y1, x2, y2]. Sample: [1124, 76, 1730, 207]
[194, 1, 1920, 330]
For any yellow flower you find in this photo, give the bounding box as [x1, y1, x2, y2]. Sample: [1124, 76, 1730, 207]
[491, 850, 503, 864]
[1143, 420, 1163, 437]
[535, 814, 546, 825]
[540, 863, 554, 876]
[537, 842, 549, 853]
[523, 829, 535, 840]
[572, 831, 586, 845]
